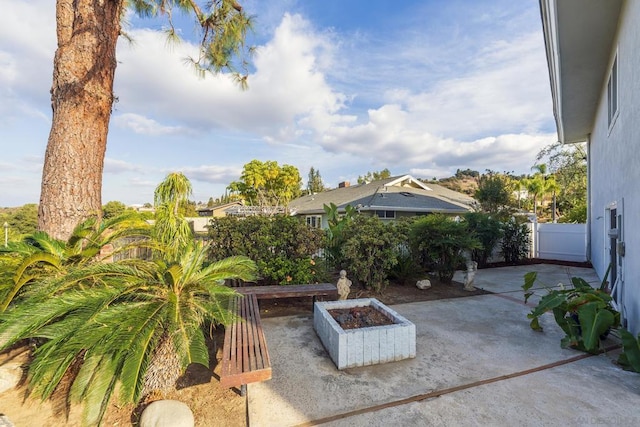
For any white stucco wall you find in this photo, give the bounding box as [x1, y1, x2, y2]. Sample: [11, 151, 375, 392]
[188, 217, 211, 234]
[588, 0, 640, 334]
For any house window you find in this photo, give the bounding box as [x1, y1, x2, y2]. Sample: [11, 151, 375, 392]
[375, 210, 396, 219]
[306, 215, 322, 228]
[607, 53, 618, 128]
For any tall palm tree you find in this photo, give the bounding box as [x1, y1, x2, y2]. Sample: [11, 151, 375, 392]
[528, 164, 560, 221]
[524, 175, 545, 217]
[545, 176, 561, 222]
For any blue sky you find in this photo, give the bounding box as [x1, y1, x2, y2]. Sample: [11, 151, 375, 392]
[0, 0, 556, 207]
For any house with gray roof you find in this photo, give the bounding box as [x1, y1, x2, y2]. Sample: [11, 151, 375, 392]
[288, 175, 475, 228]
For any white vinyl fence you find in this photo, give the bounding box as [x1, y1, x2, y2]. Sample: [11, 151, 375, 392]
[532, 222, 587, 262]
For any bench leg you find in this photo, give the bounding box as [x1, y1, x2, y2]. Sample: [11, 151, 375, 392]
[240, 384, 247, 397]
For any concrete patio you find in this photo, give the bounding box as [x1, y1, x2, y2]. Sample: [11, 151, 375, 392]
[247, 265, 640, 426]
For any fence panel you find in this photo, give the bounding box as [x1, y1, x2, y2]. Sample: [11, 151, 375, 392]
[536, 223, 587, 262]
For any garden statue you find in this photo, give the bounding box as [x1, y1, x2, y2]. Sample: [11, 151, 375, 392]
[463, 260, 478, 291]
[336, 270, 352, 300]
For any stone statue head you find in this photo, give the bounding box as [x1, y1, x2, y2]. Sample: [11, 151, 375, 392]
[339, 269, 347, 278]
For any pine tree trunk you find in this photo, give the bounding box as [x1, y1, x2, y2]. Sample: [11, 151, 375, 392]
[38, 0, 124, 240]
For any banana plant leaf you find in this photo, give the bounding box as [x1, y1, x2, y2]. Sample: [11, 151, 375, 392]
[577, 302, 615, 353]
[618, 329, 640, 373]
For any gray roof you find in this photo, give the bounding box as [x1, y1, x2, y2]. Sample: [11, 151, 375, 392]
[288, 175, 475, 215]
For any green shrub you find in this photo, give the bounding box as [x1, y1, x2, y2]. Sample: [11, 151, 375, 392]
[341, 215, 401, 292]
[408, 214, 480, 283]
[323, 203, 356, 269]
[387, 250, 422, 285]
[207, 215, 325, 285]
[500, 217, 531, 263]
[463, 212, 503, 267]
[559, 202, 587, 223]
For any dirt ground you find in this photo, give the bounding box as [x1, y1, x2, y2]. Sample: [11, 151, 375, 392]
[0, 279, 487, 427]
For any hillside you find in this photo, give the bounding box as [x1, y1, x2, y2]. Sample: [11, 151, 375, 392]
[422, 173, 479, 197]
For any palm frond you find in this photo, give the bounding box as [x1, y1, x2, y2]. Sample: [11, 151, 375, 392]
[198, 255, 257, 283]
[81, 354, 120, 427]
[27, 342, 78, 400]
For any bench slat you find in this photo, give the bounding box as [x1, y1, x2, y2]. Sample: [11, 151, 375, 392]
[250, 293, 271, 371]
[220, 293, 272, 389]
[238, 283, 338, 300]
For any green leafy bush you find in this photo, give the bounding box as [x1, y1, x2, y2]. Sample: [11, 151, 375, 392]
[207, 215, 325, 285]
[463, 212, 503, 267]
[386, 217, 421, 285]
[323, 202, 356, 269]
[408, 214, 480, 283]
[387, 251, 422, 285]
[500, 217, 531, 263]
[341, 215, 401, 292]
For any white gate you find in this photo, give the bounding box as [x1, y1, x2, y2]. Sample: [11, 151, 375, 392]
[533, 223, 587, 262]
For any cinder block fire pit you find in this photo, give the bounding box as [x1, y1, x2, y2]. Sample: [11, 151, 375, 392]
[313, 298, 416, 370]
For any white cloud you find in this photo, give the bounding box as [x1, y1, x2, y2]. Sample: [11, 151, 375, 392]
[178, 165, 242, 184]
[114, 13, 348, 144]
[301, 29, 556, 177]
[112, 113, 190, 136]
[104, 158, 144, 174]
[0, 0, 55, 120]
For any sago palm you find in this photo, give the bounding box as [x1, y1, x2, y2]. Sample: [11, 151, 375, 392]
[0, 240, 256, 426]
[0, 211, 151, 311]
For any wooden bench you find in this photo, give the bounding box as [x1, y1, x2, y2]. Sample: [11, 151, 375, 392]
[219, 283, 337, 394]
[238, 283, 338, 303]
[220, 293, 272, 395]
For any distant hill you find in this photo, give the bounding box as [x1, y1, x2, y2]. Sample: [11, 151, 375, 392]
[434, 176, 478, 196]
[421, 170, 479, 197]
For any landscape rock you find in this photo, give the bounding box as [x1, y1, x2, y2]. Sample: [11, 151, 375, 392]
[139, 400, 194, 427]
[0, 362, 22, 394]
[416, 279, 432, 290]
[0, 415, 15, 427]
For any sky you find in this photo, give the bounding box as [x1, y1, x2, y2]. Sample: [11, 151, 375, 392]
[0, 0, 557, 207]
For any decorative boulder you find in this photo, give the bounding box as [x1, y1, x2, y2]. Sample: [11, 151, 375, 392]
[416, 279, 432, 290]
[0, 362, 22, 394]
[140, 400, 194, 427]
[0, 414, 15, 427]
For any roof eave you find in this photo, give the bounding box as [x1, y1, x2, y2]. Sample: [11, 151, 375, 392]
[540, 0, 623, 144]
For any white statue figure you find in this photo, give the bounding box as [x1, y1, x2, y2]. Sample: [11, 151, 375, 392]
[336, 270, 352, 300]
[463, 260, 478, 291]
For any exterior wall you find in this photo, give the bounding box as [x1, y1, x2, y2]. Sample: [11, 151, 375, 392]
[188, 217, 211, 234]
[588, 1, 640, 333]
[212, 208, 229, 218]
